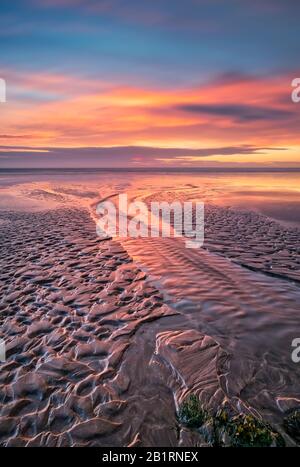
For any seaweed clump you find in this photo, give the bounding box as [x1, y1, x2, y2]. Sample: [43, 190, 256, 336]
[283, 409, 300, 442]
[178, 394, 209, 428]
[178, 395, 285, 447]
[225, 414, 282, 447]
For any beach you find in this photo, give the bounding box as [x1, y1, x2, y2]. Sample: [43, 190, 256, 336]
[0, 170, 300, 446]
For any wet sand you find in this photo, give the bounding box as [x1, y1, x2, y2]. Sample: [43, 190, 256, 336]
[0, 208, 178, 446]
[0, 171, 300, 446]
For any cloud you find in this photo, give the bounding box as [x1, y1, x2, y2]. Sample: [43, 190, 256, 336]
[175, 103, 294, 122]
[30, 0, 300, 29]
[0, 144, 287, 168]
[0, 134, 33, 139]
[28, 0, 220, 30]
[1, 68, 299, 161]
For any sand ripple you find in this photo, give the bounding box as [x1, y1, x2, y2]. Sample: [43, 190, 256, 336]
[0, 205, 299, 446]
[0, 208, 175, 446]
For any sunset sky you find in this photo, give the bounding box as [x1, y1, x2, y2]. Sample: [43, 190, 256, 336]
[0, 0, 300, 168]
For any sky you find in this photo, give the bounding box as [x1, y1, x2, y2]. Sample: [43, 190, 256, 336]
[0, 0, 299, 168]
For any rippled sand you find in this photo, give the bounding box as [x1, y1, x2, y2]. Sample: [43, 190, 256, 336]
[0, 171, 300, 446]
[0, 208, 178, 446]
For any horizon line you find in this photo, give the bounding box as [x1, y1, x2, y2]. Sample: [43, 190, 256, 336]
[1, 167, 300, 172]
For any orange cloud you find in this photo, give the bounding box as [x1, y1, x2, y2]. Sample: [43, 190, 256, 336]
[0, 70, 299, 166]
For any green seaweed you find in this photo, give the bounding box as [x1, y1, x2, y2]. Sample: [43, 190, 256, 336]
[215, 408, 230, 425]
[178, 394, 209, 428]
[178, 396, 285, 447]
[283, 409, 300, 442]
[227, 414, 274, 447]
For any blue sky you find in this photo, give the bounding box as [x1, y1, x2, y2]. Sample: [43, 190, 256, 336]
[0, 0, 299, 167]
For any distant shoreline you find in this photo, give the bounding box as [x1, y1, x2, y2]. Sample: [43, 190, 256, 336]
[1, 167, 300, 173]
